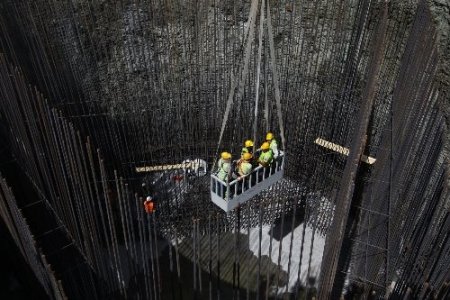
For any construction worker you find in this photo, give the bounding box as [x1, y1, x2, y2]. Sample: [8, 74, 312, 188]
[258, 142, 273, 167]
[217, 151, 232, 182]
[265, 132, 279, 158]
[241, 139, 254, 157]
[144, 196, 156, 214]
[237, 152, 253, 179]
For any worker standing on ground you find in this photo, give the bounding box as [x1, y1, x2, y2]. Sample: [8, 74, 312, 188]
[241, 139, 254, 158]
[237, 152, 253, 180]
[258, 142, 274, 167]
[265, 132, 279, 158]
[217, 152, 232, 182]
[144, 196, 156, 214]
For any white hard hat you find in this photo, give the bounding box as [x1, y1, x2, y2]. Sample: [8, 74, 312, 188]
[146, 196, 152, 201]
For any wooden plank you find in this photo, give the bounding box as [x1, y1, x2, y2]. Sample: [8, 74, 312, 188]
[135, 161, 203, 173]
[314, 137, 376, 164]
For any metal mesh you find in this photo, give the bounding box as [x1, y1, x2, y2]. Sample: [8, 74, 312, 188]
[0, 0, 449, 298]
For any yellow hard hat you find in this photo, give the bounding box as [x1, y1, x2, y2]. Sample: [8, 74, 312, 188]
[266, 132, 274, 141]
[261, 142, 270, 150]
[242, 152, 252, 161]
[221, 152, 232, 160]
[244, 139, 254, 147]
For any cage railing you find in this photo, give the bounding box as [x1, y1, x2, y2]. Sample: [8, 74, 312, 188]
[210, 152, 285, 212]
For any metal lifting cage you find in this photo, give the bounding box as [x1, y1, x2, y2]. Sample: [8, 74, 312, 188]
[211, 152, 285, 212]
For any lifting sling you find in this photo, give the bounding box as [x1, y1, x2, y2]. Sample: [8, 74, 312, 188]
[213, 0, 286, 171]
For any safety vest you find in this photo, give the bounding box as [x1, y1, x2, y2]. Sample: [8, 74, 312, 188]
[144, 200, 155, 214]
[269, 139, 279, 158]
[259, 150, 273, 166]
[218, 162, 231, 181]
[238, 161, 252, 176]
[217, 158, 225, 172]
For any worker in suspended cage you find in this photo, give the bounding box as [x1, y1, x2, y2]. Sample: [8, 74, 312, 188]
[236, 152, 253, 178]
[258, 142, 274, 177]
[235, 152, 253, 194]
[216, 152, 232, 198]
[217, 152, 233, 180]
[265, 132, 279, 158]
[241, 139, 254, 158]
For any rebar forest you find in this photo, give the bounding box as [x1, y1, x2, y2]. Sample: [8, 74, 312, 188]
[0, 0, 449, 299]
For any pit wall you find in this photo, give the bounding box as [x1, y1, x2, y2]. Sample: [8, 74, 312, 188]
[348, 0, 450, 298]
[0, 174, 66, 299]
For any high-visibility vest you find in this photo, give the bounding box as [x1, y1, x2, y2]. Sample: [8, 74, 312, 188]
[269, 139, 279, 158]
[218, 162, 231, 181]
[259, 150, 273, 166]
[144, 200, 155, 214]
[217, 158, 225, 172]
[238, 161, 252, 176]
